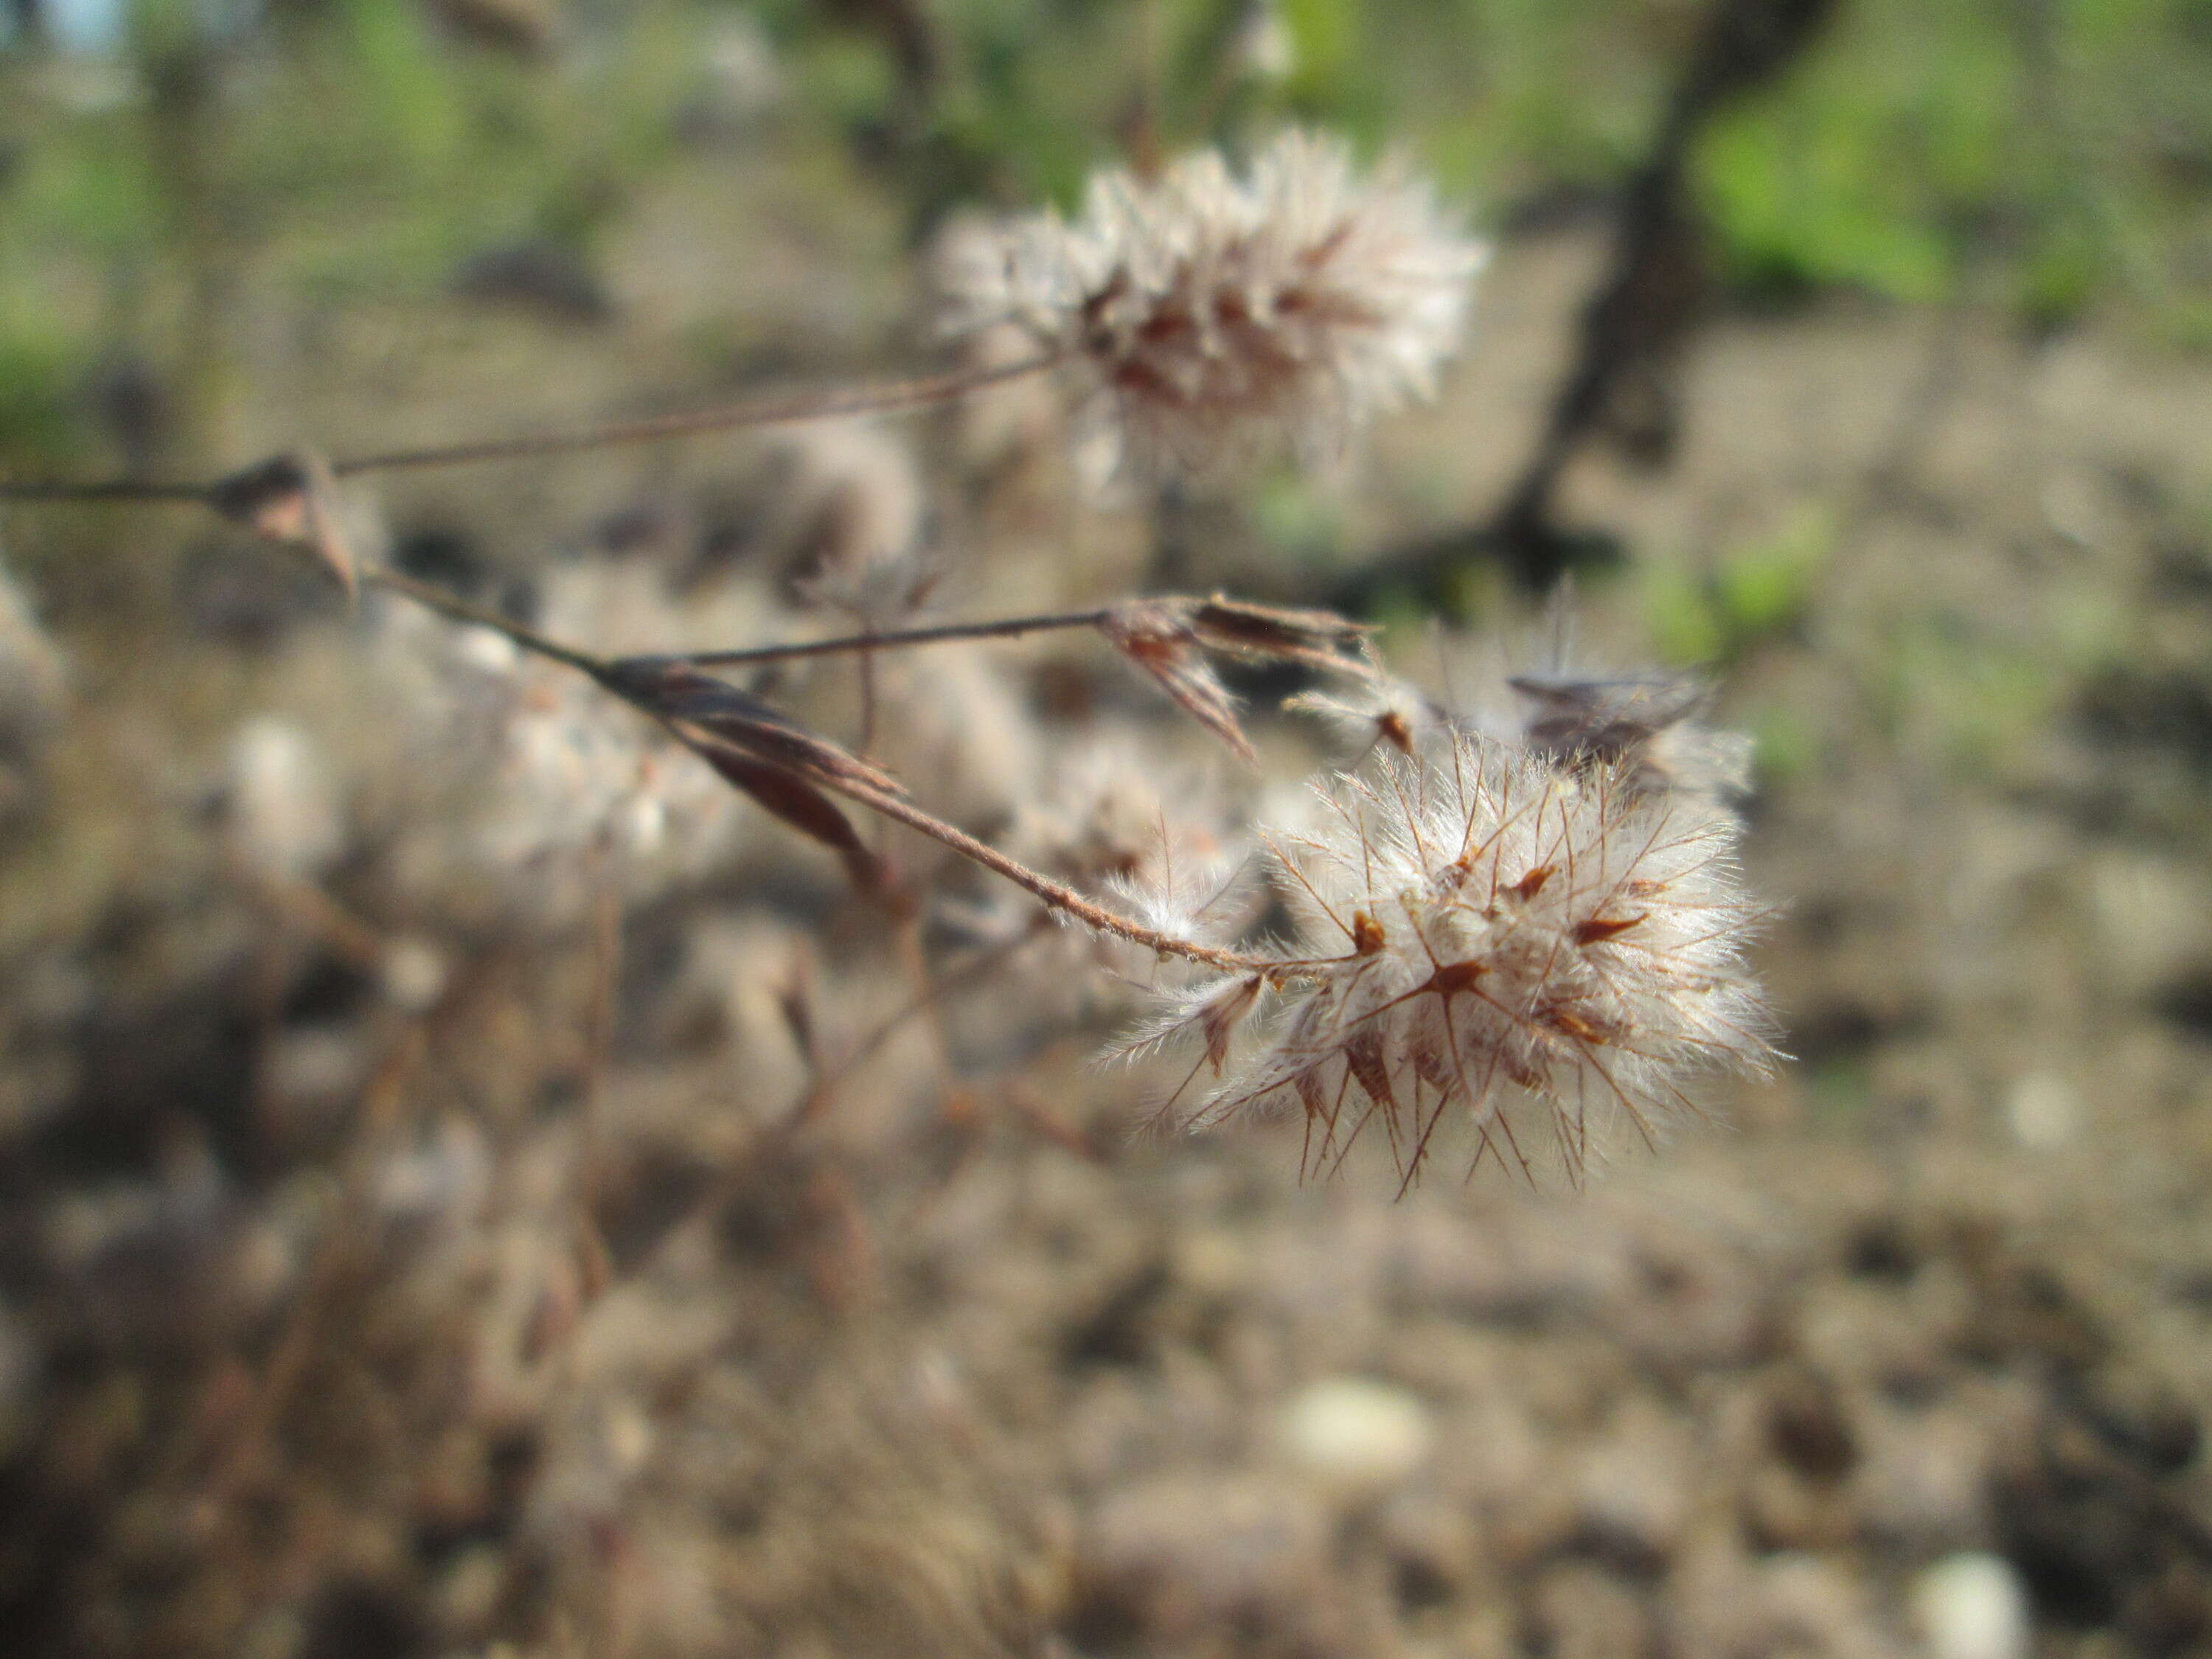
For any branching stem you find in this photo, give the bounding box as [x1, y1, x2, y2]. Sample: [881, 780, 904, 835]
[362, 568, 1269, 976]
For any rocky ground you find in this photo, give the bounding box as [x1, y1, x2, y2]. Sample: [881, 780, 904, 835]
[2, 146, 2211, 1659]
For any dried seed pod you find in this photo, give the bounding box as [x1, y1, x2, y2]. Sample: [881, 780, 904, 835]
[1184, 595, 1373, 675]
[696, 749, 888, 894]
[598, 660, 904, 891]
[602, 659, 905, 799]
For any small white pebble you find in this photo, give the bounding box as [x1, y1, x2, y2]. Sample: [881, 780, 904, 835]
[2004, 1072, 2079, 1151]
[452, 625, 520, 675]
[605, 1402, 654, 1474]
[227, 715, 343, 878]
[1911, 1552, 2031, 1659]
[1280, 1377, 1433, 1493]
[619, 790, 667, 858]
[380, 935, 451, 1012]
[0, 553, 67, 792]
[261, 1023, 368, 1119]
[229, 1221, 296, 1311]
[373, 1124, 488, 1224]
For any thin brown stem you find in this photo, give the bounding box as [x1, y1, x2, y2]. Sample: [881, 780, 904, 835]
[857, 633, 880, 754]
[574, 874, 622, 1299]
[0, 478, 212, 504]
[796, 919, 1048, 1124]
[328, 352, 1059, 475]
[823, 770, 1262, 973]
[194, 1028, 425, 1514]
[361, 567, 611, 681]
[0, 352, 1060, 501]
[673, 607, 1113, 669]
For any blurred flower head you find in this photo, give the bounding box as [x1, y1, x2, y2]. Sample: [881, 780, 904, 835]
[942, 128, 1485, 479]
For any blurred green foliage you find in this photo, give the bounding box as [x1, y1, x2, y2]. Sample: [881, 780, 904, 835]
[1867, 605, 2065, 777]
[1646, 501, 1834, 667]
[1700, 0, 2212, 331]
[1, 0, 2211, 476]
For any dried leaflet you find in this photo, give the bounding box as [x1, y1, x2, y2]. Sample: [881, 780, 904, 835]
[1509, 671, 1754, 810]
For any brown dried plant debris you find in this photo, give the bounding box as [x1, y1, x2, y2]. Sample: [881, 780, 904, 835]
[1096, 594, 1377, 764]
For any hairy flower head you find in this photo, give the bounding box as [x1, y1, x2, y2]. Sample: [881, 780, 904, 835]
[942, 128, 1484, 477]
[1122, 732, 1776, 1184]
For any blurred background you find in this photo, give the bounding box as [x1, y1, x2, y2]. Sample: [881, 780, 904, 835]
[4, 2, 2212, 1657]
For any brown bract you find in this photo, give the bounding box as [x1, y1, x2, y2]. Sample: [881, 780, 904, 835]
[1096, 596, 1376, 763]
[207, 451, 358, 601]
[601, 659, 901, 891]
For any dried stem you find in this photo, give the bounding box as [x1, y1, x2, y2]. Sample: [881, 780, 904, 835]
[574, 874, 622, 1298]
[796, 919, 1051, 1124]
[820, 769, 1262, 972]
[672, 608, 1114, 669]
[327, 353, 1059, 475]
[364, 567, 1267, 975]
[0, 479, 212, 504]
[361, 567, 610, 681]
[0, 352, 1060, 501]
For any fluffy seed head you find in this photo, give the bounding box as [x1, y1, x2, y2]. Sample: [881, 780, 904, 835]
[1128, 732, 1777, 1185]
[943, 128, 1485, 477]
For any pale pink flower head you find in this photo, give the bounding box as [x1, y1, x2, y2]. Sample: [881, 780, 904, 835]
[943, 129, 1485, 477]
[1124, 732, 1778, 1185]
